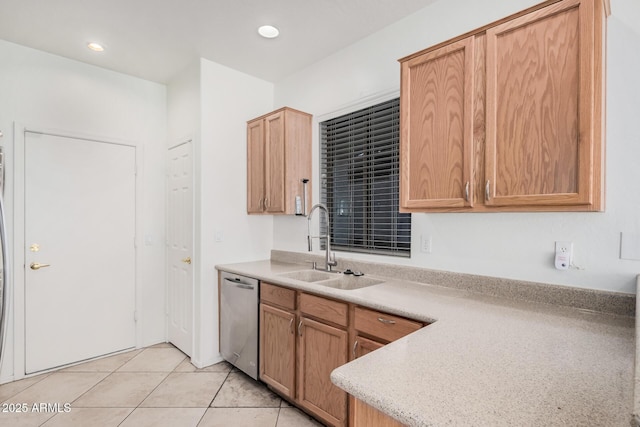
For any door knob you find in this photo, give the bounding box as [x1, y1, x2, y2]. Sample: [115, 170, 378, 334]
[181, 257, 192, 265]
[30, 262, 51, 270]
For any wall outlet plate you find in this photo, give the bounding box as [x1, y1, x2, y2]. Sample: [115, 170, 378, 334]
[555, 241, 573, 270]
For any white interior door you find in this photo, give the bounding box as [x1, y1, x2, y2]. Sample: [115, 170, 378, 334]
[25, 132, 136, 374]
[167, 142, 193, 356]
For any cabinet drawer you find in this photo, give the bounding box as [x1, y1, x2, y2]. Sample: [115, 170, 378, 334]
[354, 307, 422, 343]
[261, 282, 296, 310]
[299, 293, 348, 327]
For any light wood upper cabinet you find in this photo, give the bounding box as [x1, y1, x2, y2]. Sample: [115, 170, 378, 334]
[399, 0, 607, 212]
[247, 119, 265, 214]
[247, 107, 312, 215]
[264, 111, 286, 213]
[485, 0, 601, 208]
[400, 36, 475, 210]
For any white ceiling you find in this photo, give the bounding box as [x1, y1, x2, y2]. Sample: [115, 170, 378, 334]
[0, 0, 438, 84]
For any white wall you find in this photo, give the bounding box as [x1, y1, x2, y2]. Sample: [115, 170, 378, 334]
[167, 61, 201, 146]
[0, 39, 167, 381]
[192, 59, 273, 367]
[272, 0, 640, 294]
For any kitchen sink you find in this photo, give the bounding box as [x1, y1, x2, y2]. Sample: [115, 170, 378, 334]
[278, 269, 384, 290]
[317, 275, 384, 290]
[278, 270, 337, 282]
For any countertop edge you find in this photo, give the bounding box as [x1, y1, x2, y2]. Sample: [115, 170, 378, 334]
[215, 259, 635, 427]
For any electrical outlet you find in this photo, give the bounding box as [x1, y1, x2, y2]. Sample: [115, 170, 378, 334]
[421, 235, 432, 254]
[554, 241, 573, 270]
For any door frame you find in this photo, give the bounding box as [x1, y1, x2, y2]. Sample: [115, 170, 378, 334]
[12, 123, 142, 379]
[165, 139, 195, 357]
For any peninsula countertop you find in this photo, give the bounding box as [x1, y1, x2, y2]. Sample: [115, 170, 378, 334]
[215, 259, 634, 426]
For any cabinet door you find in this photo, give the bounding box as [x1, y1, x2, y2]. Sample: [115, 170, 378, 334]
[353, 335, 384, 359]
[352, 398, 406, 427]
[400, 36, 475, 210]
[298, 317, 348, 426]
[264, 111, 286, 213]
[259, 303, 296, 398]
[485, 0, 597, 207]
[247, 119, 265, 213]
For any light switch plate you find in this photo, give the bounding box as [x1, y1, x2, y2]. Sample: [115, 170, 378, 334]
[420, 235, 432, 253]
[620, 232, 640, 260]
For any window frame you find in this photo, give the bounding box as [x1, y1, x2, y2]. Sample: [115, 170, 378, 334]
[319, 96, 411, 258]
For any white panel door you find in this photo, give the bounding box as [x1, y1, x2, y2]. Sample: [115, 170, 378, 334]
[167, 142, 193, 356]
[24, 132, 136, 374]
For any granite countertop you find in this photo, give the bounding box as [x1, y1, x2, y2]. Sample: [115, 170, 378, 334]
[216, 259, 635, 427]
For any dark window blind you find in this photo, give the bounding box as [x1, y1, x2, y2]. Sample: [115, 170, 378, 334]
[320, 98, 411, 257]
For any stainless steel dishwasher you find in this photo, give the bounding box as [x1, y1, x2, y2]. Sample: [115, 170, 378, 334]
[219, 271, 259, 380]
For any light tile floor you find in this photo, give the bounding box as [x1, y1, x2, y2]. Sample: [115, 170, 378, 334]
[0, 343, 324, 427]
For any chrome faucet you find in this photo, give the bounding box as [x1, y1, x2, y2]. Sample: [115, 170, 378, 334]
[307, 203, 338, 272]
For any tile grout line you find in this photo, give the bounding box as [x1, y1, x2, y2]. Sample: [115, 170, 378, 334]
[0, 372, 51, 404]
[205, 367, 234, 408]
[7, 345, 294, 427]
[42, 350, 147, 426]
[65, 350, 144, 407]
[116, 353, 188, 427]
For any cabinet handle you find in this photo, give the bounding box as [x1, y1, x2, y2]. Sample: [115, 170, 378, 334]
[289, 318, 294, 334]
[265, 197, 269, 209]
[377, 317, 396, 325]
[258, 197, 263, 210]
[464, 181, 470, 202]
[298, 320, 303, 336]
[485, 180, 491, 201]
[352, 340, 358, 358]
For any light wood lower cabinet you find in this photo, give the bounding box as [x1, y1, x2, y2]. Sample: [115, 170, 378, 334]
[353, 306, 422, 344]
[298, 317, 348, 426]
[353, 335, 384, 358]
[258, 282, 424, 427]
[352, 398, 406, 427]
[259, 304, 296, 399]
[348, 307, 421, 427]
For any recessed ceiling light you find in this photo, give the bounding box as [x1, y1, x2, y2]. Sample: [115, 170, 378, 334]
[87, 42, 105, 52]
[258, 25, 279, 39]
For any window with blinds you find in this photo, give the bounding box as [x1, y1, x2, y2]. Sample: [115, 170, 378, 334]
[320, 98, 411, 257]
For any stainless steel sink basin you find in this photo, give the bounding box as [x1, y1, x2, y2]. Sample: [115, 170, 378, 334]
[278, 270, 337, 282]
[317, 275, 384, 290]
[278, 270, 384, 290]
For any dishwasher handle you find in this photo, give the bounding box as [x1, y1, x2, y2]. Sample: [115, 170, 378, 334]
[224, 278, 255, 290]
